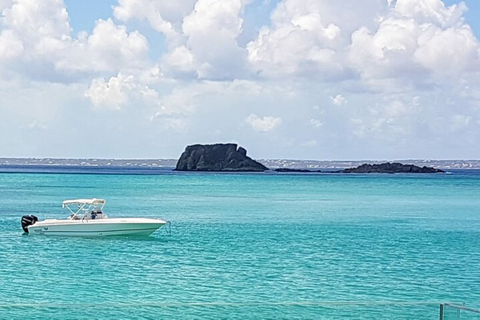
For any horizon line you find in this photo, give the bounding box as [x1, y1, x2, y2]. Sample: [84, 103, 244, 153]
[1, 157, 480, 162]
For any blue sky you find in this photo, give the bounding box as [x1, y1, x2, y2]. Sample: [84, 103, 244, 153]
[1, 0, 480, 160]
[66, 0, 480, 41]
[444, 0, 480, 31]
[64, 0, 116, 32]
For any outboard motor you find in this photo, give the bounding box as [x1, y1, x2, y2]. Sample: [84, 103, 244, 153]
[21, 215, 38, 233]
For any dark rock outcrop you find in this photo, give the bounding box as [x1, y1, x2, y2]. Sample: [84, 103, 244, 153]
[338, 162, 444, 174]
[175, 143, 268, 172]
[274, 168, 322, 173]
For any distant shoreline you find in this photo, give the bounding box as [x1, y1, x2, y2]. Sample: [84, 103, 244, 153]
[0, 164, 479, 176]
[1, 158, 480, 169]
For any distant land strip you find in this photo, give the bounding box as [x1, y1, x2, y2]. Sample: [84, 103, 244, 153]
[0, 158, 480, 169]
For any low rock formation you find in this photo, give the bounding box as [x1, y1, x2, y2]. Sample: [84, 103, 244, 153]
[175, 143, 268, 172]
[339, 162, 444, 174]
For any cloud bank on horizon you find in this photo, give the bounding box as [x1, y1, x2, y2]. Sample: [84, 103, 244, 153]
[0, 0, 479, 160]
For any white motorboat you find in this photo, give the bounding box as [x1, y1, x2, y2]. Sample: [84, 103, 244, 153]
[21, 198, 167, 237]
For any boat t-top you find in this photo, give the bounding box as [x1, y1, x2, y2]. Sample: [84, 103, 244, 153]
[21, 198, 167, 236]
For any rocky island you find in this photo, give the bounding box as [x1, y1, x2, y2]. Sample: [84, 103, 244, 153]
[338, 162, 444, 174]
[175, 143, 268, 172]
[175, 144, 444, 174]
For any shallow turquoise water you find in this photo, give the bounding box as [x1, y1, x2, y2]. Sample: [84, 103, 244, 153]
[1, 170, 479, 319]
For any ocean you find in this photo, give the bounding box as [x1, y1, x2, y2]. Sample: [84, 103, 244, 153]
[0, 168, 479, 319]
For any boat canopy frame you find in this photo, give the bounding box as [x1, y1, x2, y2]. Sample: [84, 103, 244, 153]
[62, 198, 106, 220]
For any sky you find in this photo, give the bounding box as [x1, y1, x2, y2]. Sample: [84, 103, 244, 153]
[1, 0, 480, 160]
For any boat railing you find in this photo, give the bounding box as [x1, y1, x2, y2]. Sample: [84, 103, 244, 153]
[1, 300, 478, 318]
[65, 202, 106, 220]
[440, 303, 480, 320]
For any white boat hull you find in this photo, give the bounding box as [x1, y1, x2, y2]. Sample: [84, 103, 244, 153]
[27, 218, 167, 237]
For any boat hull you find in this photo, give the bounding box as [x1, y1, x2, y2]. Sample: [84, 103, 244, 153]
[27, 218, 167, 237]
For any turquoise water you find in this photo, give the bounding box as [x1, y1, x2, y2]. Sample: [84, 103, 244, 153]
[1, 170, 480, 319]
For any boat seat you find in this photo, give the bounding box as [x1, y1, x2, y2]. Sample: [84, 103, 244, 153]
[90, 211, 104, 219]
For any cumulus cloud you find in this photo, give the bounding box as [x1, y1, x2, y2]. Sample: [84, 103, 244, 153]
[113, 0, 254, 81]
[245, 114, 282, 132]
[3, 0, 71, 39]
[0, 1, 149, 80]
[113, 0, 197, 47]
[0, 30, 23, 59]
[244, 0, 480, 88]
[394, 0, 467, 27]
[114, 0, 252, 79]
[85, 75, 131, 109]
[85, 73, 158, 109]
[160, 45, 197, 77]
[348, 0, 480, 88]
[56, 19, 149, 73]
[414, 25, 480, 76]
[173, 0, 250, 80]
[247, 0, 345, 78]
[0, 0, 70, 73]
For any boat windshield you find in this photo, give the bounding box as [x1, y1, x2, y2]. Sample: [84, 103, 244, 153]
[62, 198, 106, 220]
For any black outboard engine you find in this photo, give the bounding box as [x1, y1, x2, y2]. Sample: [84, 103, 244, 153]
[21, 215, 38, 233]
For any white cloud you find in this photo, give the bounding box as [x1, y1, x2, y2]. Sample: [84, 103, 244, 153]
[394, 0, 467, 28]
[182, 0, 243, 38]
[310, 119, 322, 128]
[117, 0, 255, 80]
[331, 94, 347, 106]
[348, 0, 480, 88]
[3, 0, 71, 39]
[0, 1, 149, 80]
[113, 0, 256, 80]
[85, 73, 158, 110]
[152, 86, 196, 118]
[56, 19, 149, 73]
[113, 0, 197, 47]
[348, 19, 422, 80]
[160, 45, 197, 77]
[385, 100, 408, 117]
[151, 79, 264, 121]
[0, 0, 12, 12]
[341, 94, 427, 146]
[247, 0, 345, 78]
[173, 0, 249, 79]
[245, 114, 282, 132]
[414, 25, 480, 76]
[0, 0, 70, 74]
[85, 75, 131, 109]
[244, 0, 480, 87]
[0, 30, 23, 59]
